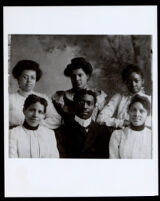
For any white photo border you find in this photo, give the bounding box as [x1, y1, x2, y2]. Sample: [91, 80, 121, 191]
[4, 6, 158, 197]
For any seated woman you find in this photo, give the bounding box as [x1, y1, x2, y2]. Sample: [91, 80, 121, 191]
[9, 94, 59, 158]
[9, 60, 61, 129]
[52, 57, 107, 121]
[97, 64, 151, 128]
[109, 95, 152, 159]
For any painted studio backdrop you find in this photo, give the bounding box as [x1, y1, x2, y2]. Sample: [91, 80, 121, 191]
[9, 35, 152, 100]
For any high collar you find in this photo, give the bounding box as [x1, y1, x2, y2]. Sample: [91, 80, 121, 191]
[74, 115, 91, 128]
[18, 88, 33, 97]
[130, 123, 145, 131]
[23, 120, 39, 130]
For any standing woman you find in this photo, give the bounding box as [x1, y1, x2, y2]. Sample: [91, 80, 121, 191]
[52, 57, 107, 121]
[9, 60, 61, 129]
[97, 64, 151, 128]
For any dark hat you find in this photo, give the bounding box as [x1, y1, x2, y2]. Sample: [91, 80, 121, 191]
[12, 60, 42, 82]
[64, 57, 93, 77]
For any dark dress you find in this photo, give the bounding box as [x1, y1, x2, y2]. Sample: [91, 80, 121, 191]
[55, 119, 111, 159]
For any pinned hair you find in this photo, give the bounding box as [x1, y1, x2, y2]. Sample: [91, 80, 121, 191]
[23, 94, 48, 113]
[64, 57, 93, 77]
[12, 60, 42, 81]
[122, 64, 144, 83]
[128, 94, 151, 115]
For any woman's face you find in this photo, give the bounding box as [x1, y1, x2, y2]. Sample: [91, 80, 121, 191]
[129, 102, 148, 126]
[70, 68, 89, 90]
[126, 72, 144, 94]
[23, 102, 45, 127]
[18, 70, 36, 92]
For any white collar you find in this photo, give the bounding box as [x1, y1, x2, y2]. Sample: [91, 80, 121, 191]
[74, 115, 92, 128]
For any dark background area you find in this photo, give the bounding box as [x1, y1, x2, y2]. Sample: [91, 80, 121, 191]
[9, 35, 152, 101]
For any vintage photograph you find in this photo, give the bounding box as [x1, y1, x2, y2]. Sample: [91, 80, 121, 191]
[4, 6, 158, 197]
[8, 35, 152, 159]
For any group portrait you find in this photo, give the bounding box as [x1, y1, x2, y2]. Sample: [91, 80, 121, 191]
[8, 34, 152, 159]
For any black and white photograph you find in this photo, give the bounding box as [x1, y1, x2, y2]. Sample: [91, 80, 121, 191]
[3, 6, 158, 197]
[8, 34, 152, 159]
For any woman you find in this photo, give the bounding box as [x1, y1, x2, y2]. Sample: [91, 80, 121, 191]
[9, 94, 59, 158]
[9, 60, 61, 129]
[97, 64, 151, 128]
[109, 95, 152, 159]
[52, 57, 107, 121]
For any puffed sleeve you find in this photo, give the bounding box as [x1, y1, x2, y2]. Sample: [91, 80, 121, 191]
[97, 93, 124, 128]
[9, 129, 18, 158]
[95, 90, 107, 111]
[40, 94, 62, 129]
[109, 130, 122, 159]
[51, 91, 65, 116]
[91, 89, 107, 121]
[49, 129, 60, 158]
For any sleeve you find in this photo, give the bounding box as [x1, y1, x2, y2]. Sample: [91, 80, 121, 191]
[145, 115, 152, 129]
[109, 130, 121, 159]
[40, 95, 62, 129]
[9, 129, 18, 158]
[51, 91, 65, 114]
[96, 90, 107, 111]
[9, 94, 18, 127]
[96, 93, 124, 128]
[49, 130, 60, 158]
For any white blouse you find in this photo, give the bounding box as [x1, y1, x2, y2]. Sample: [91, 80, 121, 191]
[9, 90, 62, 129]
[9, 125, 59, 158]
[109, 127, 152, 159]
[97, 91, 151, 128]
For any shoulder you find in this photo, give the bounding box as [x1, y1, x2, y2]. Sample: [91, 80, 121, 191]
[91, 121, 110, 133]
[105, 93, 123, 105]
[51, 90, 68, 101]
[112, 128, 122, 135]
[9, 92, 19, 100]
[113, 126, 130, 136]
[111, 128, 125, 141]
[91, 88, 107, 98]
[52, 89, 74, 103]
[56, 119, 75, 131]
[144, 127, 152, 134]
[111, 93, 123, 100]
[10, 126, 23, 136]
[39, 125, 55, 134]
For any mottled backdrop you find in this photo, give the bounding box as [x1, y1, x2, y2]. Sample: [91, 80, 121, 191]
[9, 35, 152, 101]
